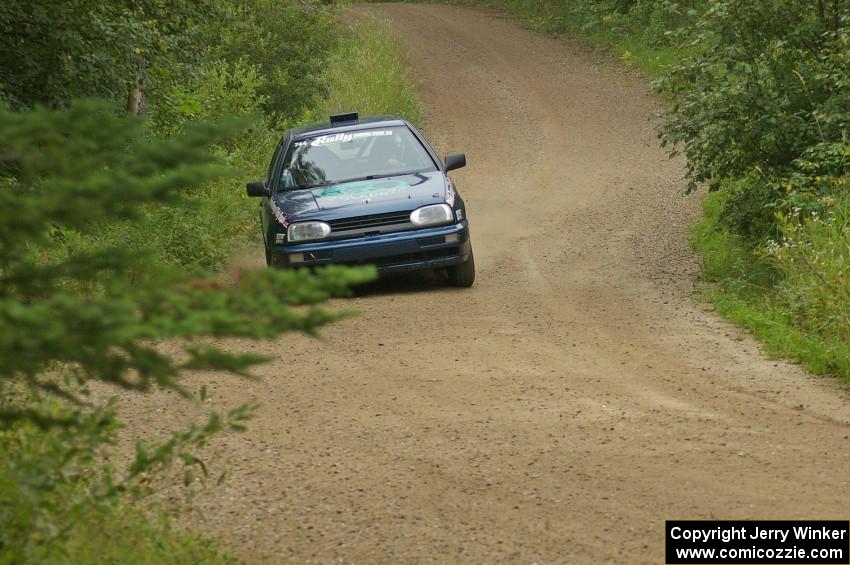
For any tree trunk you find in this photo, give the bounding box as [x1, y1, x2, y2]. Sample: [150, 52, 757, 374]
[127, 55, 146, 115]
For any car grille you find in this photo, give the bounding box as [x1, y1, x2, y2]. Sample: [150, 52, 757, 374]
[328, 211, 412, 233]
[337, 246, 460, 268]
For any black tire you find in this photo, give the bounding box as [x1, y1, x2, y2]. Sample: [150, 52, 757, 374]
[264, 244, 272, 266]
[448, 250, 475, 287]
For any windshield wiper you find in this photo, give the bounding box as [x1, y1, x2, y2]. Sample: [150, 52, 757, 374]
[296, 175, 382, 190]
[336, 171, 424, 184]
[296, 180, 335, 190]
[295, 171, 424, 191]
[340, 174, 383, 183]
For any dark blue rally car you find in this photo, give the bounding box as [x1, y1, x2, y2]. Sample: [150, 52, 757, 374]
[246, 112, 474, 287]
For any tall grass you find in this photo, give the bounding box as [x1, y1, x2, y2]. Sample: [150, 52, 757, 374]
[692, 191, 850, 380]
[771, 195, 850, 347]
[316, 15, 423, 126]
[51, 506, 232, 564]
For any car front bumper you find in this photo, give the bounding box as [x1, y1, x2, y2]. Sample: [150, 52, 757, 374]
[269, 221, 471, 273]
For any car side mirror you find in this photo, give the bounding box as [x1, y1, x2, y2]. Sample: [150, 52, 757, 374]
[444, 153, 466, 172]
[246, 181, 270, 197]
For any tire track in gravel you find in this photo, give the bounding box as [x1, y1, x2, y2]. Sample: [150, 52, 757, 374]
[114, 4, 850, 563]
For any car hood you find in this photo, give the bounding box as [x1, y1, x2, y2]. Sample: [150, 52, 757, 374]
[274, 172, 447, 222]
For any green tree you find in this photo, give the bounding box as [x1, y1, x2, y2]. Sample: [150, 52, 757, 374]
[214, 0, 337, 124]
[653, 0, 850, 240]
[0, 100, 374, 559]
[0, 0, 222, 111]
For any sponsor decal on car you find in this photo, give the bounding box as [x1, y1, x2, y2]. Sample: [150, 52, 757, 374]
[313, 179, 410, 202]
[270, 198, 289, 228]
[294, 130, 394, 147]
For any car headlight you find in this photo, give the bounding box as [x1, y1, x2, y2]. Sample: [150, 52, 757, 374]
[287, 221, 331, 242]
[410, 204, 454, 227]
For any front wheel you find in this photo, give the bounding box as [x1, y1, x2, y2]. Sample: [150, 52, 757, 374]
[448, 250, 475, 287]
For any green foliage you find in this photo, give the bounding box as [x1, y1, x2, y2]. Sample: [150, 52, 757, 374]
[692, 191, 850, 380]
[60, 505, 232, 564]
[0, 0, 338, 126]
[770, 194, 850, 344]
[711, 173, 785, 242]
[0, 416, 232, 563]
[215, 0, 337, 124]
[690, 191, 779, 287]
[415, 0, 697, 75]
[502, 0, 690, 45]
[150, 60, 270, 138]
[0, 0, 340, 273]
[0, 100, 374, 400]
[0, 0, 220, 110]
[654, 1, 850, 228]
[0, 100, 375, 559]
[0, 0, 419, 559]
[654, 1, 850, 370]
[315, 15, 423, 126]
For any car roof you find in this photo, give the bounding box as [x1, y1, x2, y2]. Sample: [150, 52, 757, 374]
[288, 115, 409, 140]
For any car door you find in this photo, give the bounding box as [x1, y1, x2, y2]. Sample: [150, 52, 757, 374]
[260, 141, 285, 247]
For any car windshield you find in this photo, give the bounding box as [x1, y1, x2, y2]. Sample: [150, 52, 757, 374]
[279, 125, 437, 190]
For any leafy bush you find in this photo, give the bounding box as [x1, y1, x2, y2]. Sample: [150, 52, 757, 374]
[215, 0, 337, 124]
[691, 190, 778, 287]
[645, 1, 850, 376]
[713, 173, 785, 242]
[654, 1, 850, 238]
[150, 60, 270, 138]
[0, 401, 230, 563]
[0, 0, 334, 119]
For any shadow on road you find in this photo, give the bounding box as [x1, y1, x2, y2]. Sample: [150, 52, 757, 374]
[351, 270, 455, 297]
[229, 245, 463, 298]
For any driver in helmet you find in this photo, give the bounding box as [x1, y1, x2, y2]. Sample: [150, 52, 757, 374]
[374, 133, 407, 170]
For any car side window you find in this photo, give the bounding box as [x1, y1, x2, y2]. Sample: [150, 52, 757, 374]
[266, 143, 283, 187]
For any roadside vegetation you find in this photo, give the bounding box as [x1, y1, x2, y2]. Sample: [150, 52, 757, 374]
[0, 1, 417, 561]
[427, 0, 850, 382]
[655, 1, 850, 380]
[415, 0, 691, 73]
[318, 16, 423, 126]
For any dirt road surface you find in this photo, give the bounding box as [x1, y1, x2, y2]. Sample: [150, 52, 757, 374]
[117, 4, 850, 563]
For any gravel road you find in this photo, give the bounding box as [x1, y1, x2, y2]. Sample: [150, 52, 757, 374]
[117, 4, 850, 563]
